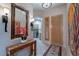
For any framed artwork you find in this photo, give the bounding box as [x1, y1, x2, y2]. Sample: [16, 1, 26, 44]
[11, 3, 29, 39]
[74, 3, 79, 56]
[68, 3, 79, 56]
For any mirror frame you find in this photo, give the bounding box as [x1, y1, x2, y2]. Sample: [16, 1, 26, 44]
[11, 3, 29, 39]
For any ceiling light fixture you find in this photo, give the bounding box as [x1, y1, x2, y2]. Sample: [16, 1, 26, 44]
[42, 3, 52, 9]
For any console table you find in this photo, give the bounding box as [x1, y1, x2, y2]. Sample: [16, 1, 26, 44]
[6, 39, 36, 56]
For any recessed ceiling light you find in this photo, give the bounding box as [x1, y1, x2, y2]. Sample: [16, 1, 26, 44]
[42, 3, 52, 9]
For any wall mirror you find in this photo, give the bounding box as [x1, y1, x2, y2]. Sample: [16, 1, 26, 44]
[11, 3, 29, 39]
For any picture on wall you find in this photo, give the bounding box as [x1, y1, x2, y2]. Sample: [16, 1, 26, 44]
[11, 3, 28, 39]
[68, 3, 79, 56]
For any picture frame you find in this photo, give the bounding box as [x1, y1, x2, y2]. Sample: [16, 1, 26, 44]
[11, 3, 29, 39]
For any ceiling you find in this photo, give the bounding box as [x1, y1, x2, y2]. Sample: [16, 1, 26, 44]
[0, 3, 66, 12]
[14, 3, 65, 11]
[32, 3, 65, 11]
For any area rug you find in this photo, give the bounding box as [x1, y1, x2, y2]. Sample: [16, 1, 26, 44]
[44, 45, 60, 56]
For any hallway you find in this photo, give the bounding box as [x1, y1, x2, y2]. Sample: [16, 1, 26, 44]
[0, 3, 79, 56]
[0, 3, 68, 56]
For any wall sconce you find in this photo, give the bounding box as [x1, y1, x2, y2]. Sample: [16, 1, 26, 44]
[3, 8, 9, 14]
[31, 18, 34, 22]
[2, 8, 9, 32]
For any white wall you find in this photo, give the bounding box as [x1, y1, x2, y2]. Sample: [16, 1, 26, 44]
[65, 3, 72, 56]
[0, 3, 33, 56]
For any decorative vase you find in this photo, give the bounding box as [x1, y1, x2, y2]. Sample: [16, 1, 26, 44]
[21, 36, 27, 43]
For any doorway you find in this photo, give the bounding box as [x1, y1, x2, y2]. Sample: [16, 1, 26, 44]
[51, 15, 63, 46]
[32, 17, 42, 40]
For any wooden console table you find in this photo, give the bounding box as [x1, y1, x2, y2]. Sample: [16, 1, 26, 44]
[6, 40, 36, 56]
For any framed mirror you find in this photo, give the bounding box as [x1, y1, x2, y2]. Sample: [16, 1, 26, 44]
[11, 3, 29, 39]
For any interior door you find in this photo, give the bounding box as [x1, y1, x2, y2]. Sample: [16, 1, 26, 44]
[51, 15, 63, 45]
[44, 16, 50, 41]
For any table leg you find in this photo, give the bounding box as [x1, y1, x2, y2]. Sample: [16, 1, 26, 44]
[34, 41, 36, 56]
[29, 45, 33, 56]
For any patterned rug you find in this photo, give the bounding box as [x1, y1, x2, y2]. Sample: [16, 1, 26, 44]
[45, 45, 60, 56]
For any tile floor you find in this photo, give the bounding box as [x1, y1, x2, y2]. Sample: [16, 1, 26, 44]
[34, 38, 50, 56]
